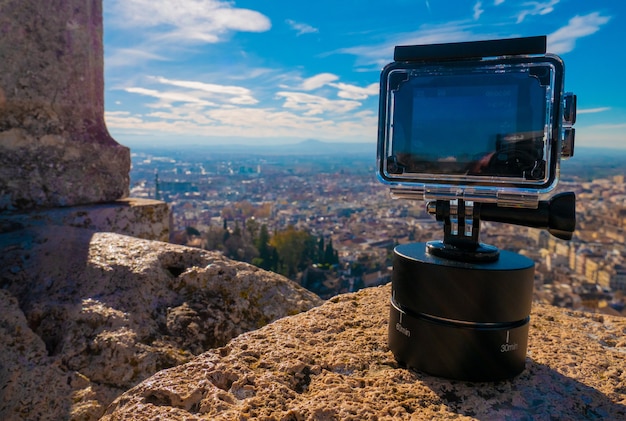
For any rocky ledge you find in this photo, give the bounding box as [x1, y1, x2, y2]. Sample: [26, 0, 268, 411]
[103, 284, 626, 420]
[0, 227, 322, 420]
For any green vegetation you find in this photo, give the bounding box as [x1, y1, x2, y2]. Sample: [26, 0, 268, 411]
[181, 219, 338, 281]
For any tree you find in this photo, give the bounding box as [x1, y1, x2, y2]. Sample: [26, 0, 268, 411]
[301, 233, 317, 270]
[204, 226, 227, 252]
[253, 224, 275, 271]
[222, 220, 257, 263]
[185, 226, 201, 237]
[233, 221, 241, 237]
[324, 238, 339, 265]
[246, 218, 260, 244]
[317, 236, 325, 263]
[270, 225, 315, 278]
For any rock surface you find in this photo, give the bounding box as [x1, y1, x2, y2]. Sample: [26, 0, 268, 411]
[103, 285, 626, 420]
[0, 227, 322, 420]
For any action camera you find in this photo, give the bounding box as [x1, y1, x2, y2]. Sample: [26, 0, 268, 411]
[378, 36, 576, 208]
[377, 36, 577, 381]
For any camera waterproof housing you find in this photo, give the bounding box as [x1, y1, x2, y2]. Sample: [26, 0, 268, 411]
[377, 36, 576, 381]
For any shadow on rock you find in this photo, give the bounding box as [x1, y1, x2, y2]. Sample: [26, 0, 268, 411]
[419, 358, 626, 420]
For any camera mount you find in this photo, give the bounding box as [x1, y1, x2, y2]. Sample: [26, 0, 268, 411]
[425, 191, 576, 263]
[380, 36, 577, 382]
[389, 193, 576, 381]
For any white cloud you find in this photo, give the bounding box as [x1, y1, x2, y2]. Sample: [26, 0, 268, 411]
[105, 48, 169, 68]
[473, 2, 484, 21]
[125, 87, 217, 107]
[207, 107, 323, 130]
[494, 0, 505, 5]
[286, 19, 319, 36]
[339, 5, 610, 65]
[578, 107, 611, 115]
[575, 123, 626, 149]
[276, 92, 362, 116]
[339, 23, 488, 69]
[548, 12, 611, 54]
[153, 77, 259, 105]
[329, 82, 379, 100]
[113, 71, 377, 142]
[106, 105, 377, 142]
[297, 73, 340, 91]
[105, 111, 145, 126]
[516, 0, 560, 24]
[107, 0, 271, 44]
[106, 110, 133, 118]
[147, 108, 215, 125]
[585, 123, 626, 130]
[278, 74, 378, 100]
[110, 72, 377, 142]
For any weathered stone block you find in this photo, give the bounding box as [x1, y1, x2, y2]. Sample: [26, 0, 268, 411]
[0, 130, 130, 211]
[0, 0, 130, 211]
[1, 197, 169, 241]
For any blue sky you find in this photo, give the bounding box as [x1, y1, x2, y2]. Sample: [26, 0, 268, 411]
[103, 0, 625, 150]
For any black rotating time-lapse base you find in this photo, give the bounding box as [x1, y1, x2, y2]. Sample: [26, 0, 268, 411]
[388, 194, 576, 382]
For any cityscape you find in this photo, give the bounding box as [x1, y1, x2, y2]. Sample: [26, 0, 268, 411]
[128, 141, 626, 316]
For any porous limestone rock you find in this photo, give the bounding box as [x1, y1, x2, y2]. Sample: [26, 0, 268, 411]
[0, 289, 74, 420]
[0, 226, 322, 421]
[102, 285, 626, 420]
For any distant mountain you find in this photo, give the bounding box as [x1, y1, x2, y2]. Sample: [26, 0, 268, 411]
[270, 139, 375, 155]
[133, 139, 376, 156]
[560, 147, 626, 180]
[130, 141, 625, 180]
[570, 146, 626, 158]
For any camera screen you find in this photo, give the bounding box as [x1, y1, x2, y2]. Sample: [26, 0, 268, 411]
[386, 69, 549, 181]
